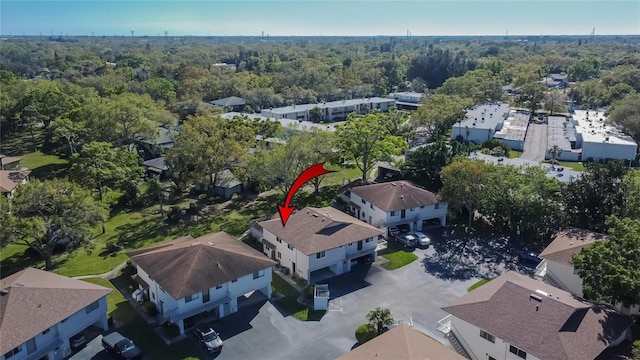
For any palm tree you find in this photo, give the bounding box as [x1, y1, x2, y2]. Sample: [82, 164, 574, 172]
[547, 145, 563, 164]
[366, 307, 395, 335]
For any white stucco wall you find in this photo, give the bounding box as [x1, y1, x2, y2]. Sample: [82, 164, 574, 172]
[1, 297, 108, 360]
[545, 260, 584, 298]
[581, 141, 637, 161]
[450, 316, 542, 360]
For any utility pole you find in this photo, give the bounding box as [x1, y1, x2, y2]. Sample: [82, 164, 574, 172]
[591, 27, 595, 42]
[131, 30, 134, 38]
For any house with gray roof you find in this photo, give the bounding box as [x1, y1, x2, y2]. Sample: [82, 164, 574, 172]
[194, 169, 244, 200]
[209, 96, 245, 112]
[0, 268, 111, 360]
[127, 232, 276, 334]
[137, 127, 176, 157]
[253, 207, 384, 283]
[438, 271, 632, 360]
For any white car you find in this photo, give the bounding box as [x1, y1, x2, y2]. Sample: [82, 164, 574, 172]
[411, 232, 431, 246]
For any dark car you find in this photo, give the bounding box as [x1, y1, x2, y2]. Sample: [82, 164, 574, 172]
[69, 333, 87, 349]
[195, 327, 224, 354]
[518, 251, 542, 265]
[102, 332, 143, 360]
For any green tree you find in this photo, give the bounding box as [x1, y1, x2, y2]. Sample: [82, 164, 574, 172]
[309, 106, 323, 123]
[0, 179, 107, 270]
[70, 142, 144, 201]
[355, 324, 376, 344]
[572, 217, 640, 306]
[518, 82, 546, 115]
[543, 90, 566, 115]
[366, 307, 394, 335]
[607, 93, 640, 141]
[104, 93, 173, 147]
[336, 112, 407, 181]
[411, 94, 472, 139]
[402, 137, 472, 191]
[165, 114, 255, 194]
[620, 170, 640, 220]
[568, 57, 601, 82]
[439, 158, 489, 227]
[50, 117, 86, 155]
[546, 145, 563, 164]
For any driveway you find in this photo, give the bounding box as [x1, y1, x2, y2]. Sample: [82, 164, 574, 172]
[187, 230, 531, 360]
[520, 123, 548, 161]
[470, 152, 582, 183]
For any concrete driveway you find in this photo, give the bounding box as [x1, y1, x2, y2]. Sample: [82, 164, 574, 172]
[520, 123, 548, 161]
[191, 244, 481, 360]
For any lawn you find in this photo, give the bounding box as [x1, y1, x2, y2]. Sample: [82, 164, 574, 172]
[508, 150, 523, 159]
[467, 278, 493, 292]
[378, 241, 419, 270]
[271, 273, 325, 321]
[19, 151, 70, 179]
[80, 276, 201, 359]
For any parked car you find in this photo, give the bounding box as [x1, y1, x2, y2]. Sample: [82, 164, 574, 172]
[195, 327, 224, 354]
[411, 232, 431, 247]
[69, 333, 87, 349]
[518, 251, 542, 265]
[102, 332, 143, 360]
[388, 226, 400, 237]
[396, 234, 417, 247]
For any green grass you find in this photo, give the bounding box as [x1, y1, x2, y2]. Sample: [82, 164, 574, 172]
[81, 275, 200, 359]
[542, 160, 585, 172]
[19, 151, 70, 180]
[467, 278, 493, 292]
[379, 242, 418, 270]
[508, 150, 523, 159]
[271, 273, 324, 321]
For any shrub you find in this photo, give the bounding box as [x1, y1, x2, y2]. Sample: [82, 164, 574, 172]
[490, 146, 506, 157]
[481, 139, 510, 157]
[142, 301, 158, 316]
[632, 340, 640, 360]
[355, 324, 376, 344]
[105, 241, 120, 254]
[303, 284, 315, 300]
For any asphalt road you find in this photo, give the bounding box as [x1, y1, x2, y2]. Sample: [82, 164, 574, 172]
[520, 123, 548, 161]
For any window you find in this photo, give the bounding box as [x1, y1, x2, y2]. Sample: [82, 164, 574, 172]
[361, 198, 366, 204]
[480, 330, 495, 343]
[232, 279, 238, 283]
[216, 285, 222, 289]
[420, 205, 425, 209]
[316, 251, 326, 259]
[151, 293, 155, 300]
[435, 203, 440, 209]
[4, 346, 21, 358]
[366, 238, 373, 243]
[253, 269, 265, 279]
[288, 244, 294, 251]
[26, 338, 36, 355]
[185, 294, 195, 303]
[370, 203, 373, 209]
[202, 291, 210, 303]
[85, 300, 99, 314]
[277, 251, 281, 259]
[276, 237, 282, 243]
[509, 345, 527, 359]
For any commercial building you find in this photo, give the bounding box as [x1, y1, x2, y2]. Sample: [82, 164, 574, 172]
[493, 112, 529, 151]
[572, 110, 637, 161]
[450, 103, 511, 145]
[387, 91, 425, 110]
[260, 97, 396, 122]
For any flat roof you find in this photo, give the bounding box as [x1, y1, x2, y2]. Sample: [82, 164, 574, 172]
[264, 97, 395, 115]
[388, 91, 425, 98]
[453, 103, 510, 130]
[573, 110, 637, 146]
[547, 116, 574, 151]
[221, 112, 341, 132]
[494, 112, 529, 142]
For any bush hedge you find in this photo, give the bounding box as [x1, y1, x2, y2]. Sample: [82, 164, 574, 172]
[355, 324, 376, 344]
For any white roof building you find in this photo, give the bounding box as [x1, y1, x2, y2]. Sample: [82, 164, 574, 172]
[451, 103, 511, 145]
[573, 110, 637, 161]
[260, 97, 396, 122]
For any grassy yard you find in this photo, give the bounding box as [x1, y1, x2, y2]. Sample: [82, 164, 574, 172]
[467, 278, 493, 292]
[271, 273, 325, 321]
[508, 150, 523, 159]
[378, 241, 418, 270]
[80, 277, 201, 359]
[18, 151, 70, 180]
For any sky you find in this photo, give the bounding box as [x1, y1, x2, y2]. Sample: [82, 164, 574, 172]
[1, 0, 639, 37]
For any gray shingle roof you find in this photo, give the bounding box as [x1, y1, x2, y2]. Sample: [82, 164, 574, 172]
[349, 181, 439, 212]
[442, 271, 632, 360]
[0, 268, 112, 355]
[127, 232, 276, 300]
[258, 207, 383, 255]
[539, 228, 607, 265]
[211, 96, 245, 107]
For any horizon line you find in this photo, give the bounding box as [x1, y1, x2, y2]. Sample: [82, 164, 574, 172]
[3, 33, 639, 37]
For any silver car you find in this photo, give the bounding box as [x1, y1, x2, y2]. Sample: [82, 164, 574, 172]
[396, 234, 417, 247]
[411, 232, 431, 247]
[196, 327, 223, 354]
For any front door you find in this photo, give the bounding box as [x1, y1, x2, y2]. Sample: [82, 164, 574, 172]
[292, 262, 296, 274]
[357, 240, 363, 251]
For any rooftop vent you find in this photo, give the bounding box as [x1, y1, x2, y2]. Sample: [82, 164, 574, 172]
[307, 210, 310, 214]
[536, 289, 549, 297]
[312, 213, 319, 217]
[530, 294, 543, 302]
[0, 290, 8, 296]
[391, 183, 396, 186]
[400, 195, 404, 199]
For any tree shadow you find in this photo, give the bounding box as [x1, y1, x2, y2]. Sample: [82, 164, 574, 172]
[29, 163, 70, 180]
[0, 249, 41, 278]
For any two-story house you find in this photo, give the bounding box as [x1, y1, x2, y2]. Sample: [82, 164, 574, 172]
[253, 207, 384, 283]
[0, 268, 111, 360]
[438, 271, 632, 360]
[341, 180, 447, 237]
[537, 228, 640, 316]
[127, 232, 276, 334]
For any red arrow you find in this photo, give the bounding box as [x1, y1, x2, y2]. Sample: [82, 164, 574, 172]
[277, 162, 334, 226]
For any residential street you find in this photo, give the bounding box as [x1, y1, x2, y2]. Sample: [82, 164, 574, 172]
[520, 123, 548, 161]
